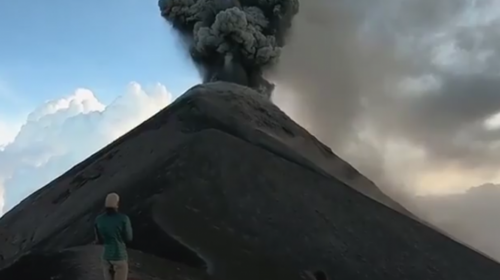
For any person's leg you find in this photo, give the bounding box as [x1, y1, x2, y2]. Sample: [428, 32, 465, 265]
[111, 260, 129, 280]
[101, 260, 113, 280]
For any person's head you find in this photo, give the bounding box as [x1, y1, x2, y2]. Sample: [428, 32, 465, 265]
[104, 192, 120, 212]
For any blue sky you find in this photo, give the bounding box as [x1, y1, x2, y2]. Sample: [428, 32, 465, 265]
[0, 0, 200, 119]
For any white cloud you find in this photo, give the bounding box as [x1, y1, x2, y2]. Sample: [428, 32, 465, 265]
[0, 121, 20, 149]
[0, 82, 174, 215]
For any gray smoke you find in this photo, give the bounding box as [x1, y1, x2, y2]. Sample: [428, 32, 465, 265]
[271, 0, 500, 189]
[158, 0, 299, 98]
[270, 0, 500, 260]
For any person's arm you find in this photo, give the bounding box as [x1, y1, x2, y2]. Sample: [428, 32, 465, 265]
[94, 224, 104, 244]
[122, 215, 133, 243]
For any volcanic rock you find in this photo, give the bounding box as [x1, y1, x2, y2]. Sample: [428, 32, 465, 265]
[1, 82, 500, 280]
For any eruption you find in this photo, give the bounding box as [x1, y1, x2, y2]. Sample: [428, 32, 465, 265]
[158, 0, 299, 98]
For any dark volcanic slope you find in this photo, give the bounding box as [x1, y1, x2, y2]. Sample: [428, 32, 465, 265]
[1, 82, 500, 280]
[0, 246, 206, 280]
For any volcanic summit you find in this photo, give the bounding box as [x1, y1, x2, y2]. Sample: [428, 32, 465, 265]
[1, 82, 500, 280]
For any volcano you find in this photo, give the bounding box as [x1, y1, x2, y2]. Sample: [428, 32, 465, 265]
[1, 82, 499, 280]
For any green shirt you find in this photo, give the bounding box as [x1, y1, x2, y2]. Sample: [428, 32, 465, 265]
[94, 211, 133, 261]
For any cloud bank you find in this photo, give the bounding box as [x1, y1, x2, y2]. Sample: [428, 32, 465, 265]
[271, 0, 500, 261]
[0, 82, 174, 215]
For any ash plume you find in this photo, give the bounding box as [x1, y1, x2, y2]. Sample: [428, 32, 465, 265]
[270, 0, 500, 261]
[271, 0, 500, 193]
[158, 0, 299, 98]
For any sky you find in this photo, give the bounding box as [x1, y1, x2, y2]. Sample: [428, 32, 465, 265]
[3, 0, 500, 263]
[0, 0, 199, 118]
[0, 0, 201, 211]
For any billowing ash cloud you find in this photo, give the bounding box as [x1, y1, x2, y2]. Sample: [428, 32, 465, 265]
[270, 0, 500, 194]
[158, 0, 299, 98]
[269, 0, 500, 262]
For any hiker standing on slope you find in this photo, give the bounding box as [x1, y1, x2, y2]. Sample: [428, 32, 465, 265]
[94, 193, 133, 280]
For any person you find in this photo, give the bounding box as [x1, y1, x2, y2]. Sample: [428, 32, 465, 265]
[94, 192, 133, 280]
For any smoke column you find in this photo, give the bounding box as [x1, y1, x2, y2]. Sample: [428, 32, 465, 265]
[270, 0, 500, 261]
[158, 0, 299, 98]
